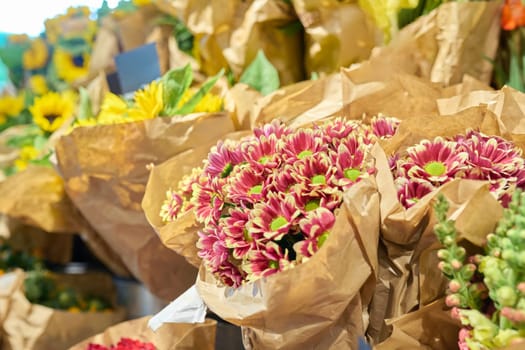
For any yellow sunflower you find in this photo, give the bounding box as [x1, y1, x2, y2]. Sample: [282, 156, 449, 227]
[8, 34, 29, 44]
[128, 80, 163, 121]
[53, 49, 90, 83]
[97, 93, 130, 124]
[23, 38, 49, 71]
[30, 91, 75, 132]
[0, 95, 24, 124]
[29, 75, 49, 95]
[177, 89, 223, 113]
[14, 145, 39, 171]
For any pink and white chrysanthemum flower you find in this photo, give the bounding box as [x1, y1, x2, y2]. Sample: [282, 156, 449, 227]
[203, 139, 244, 178]
[291, 189, 343, 215]
[371, 115, 400, 139]
[316, 117, 361, 145]
[289, 152, 338, 195]
[227, 165, 266, 205]
[222, 208, 255, 259]
[263, 164, 297, 194]
[248, 192, 301, 241]
[244, 241, 292, 281]
[241, 134, 282, 173]
[331, 137, 375, 190]
[216, 261, 244, 288]
[159, 189, 184, 222]
[459, 130, 525, 180]
[400, 138, 468, 184]
[192, 177, 226, 224]
[177, 167, 204, 197]
[281, 128, 327, 163]
[197, 224, 229, 271]
[253, 120, 292, 139]
[396, 177, 435, 209]
[294, 207, 336, 258]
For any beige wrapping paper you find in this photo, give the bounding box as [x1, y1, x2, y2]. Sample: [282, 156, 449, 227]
[253, 73, 343, 128]
[70, 317, 217, 350]
[116, 5, 162, 52]
[196, 178, 379, 350]
[55, 113, 235, 300]
[1, 270, 126, 350]
[143, 131, 250, 268]
[0, 166, 83, 234]
[347, 1, 500, 86]
[87, 17, 119, 79]
[157, 0, 304, 85]
[291, 0, 381, 76]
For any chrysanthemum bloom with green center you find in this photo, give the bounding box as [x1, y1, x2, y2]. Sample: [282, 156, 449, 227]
[96, 93, 130, 125]
[401, 138, 468, 184]
[0, 94, 24, 124]
[30, 91, 75, 132]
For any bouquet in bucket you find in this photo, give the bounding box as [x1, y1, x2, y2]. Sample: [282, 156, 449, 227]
[160, 116, 400, 286]
[435, 191, 525, 349]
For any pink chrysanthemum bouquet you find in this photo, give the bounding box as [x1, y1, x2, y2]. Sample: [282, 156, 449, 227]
[160, 116, 400, 287]
[392, 130, 525, 209]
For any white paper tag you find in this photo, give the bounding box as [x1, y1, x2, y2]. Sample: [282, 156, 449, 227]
[148, 284, 207, 331]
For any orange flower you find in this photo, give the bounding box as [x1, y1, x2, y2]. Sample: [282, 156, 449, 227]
[502, 0, 525, 31]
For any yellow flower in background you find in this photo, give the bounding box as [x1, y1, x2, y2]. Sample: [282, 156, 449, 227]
[133, 0, 153, 6]
[97, 93, 130, 124]
[14, 145, 39, 171]
[29, 75, 49, 95]
[128, 80, 164, 121]
[44, 18, 60, 44]
[8, 34, 29, 44]
[358, 0, 418, 42]
[30, 91, 75, 132]
[0, 95, 24, 124]
[177, 89, 223, 113]
[53, 49, 90, 83]
[66, 6, 91, 17]
[23, 38, 49, 71]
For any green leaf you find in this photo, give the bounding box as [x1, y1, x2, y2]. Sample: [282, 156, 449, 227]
[161, 64, 193, 115]
[77, 88, 93, 120]
[33, 135, 48, 151]
[508, 52, 525, 92]
[57, 37, 90, 56]
[175, 69, 224, 115]
[240, 50, 280, 96]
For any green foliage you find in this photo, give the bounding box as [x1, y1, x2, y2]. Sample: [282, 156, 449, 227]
[240, 50, 280, 96]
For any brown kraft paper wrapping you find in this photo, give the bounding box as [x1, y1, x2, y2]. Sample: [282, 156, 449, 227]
[346, 1, 500, 86]
[291, 0, 381, 76]
[197, 178, 380, 350]
[0, 166, 83, 234]
[70, 317, 217, 350]
[1, 270, 126, 350]
[55, 113, 235, 300]
[156, 0, 304, 85]
[143, 131, 250, 268]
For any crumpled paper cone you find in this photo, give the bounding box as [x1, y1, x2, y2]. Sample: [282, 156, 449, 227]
[87, 17, 119, 79]
[142, 131, 250, 268]
[157, 0, 304, 85]
[55, 113, 235, 301]
[116, 4, 162, 52]
[291, 0, 381, 76]
[252, 73, 343, 128]
[1, 270, 126, 350]
[374, 299, 460, 350]
[0, 166, 83, 234]
[196, 178, 379, 350]
[69, 316, 217, 350]
[347, 1, 500, 86]
[437, 86, 525, 152]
